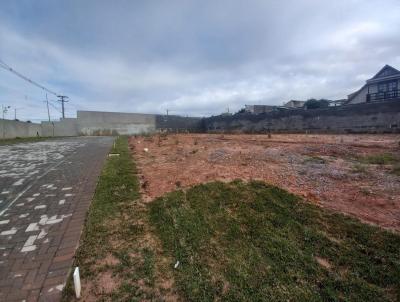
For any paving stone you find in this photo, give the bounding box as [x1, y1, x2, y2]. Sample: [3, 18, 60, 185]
[0, 137, 113, 301]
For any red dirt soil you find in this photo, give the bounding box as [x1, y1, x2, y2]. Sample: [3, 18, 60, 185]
[129, 134, 400, 232]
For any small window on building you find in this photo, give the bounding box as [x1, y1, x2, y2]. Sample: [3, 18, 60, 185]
[378, 83, 386, 92]
[388, 81, 398, 91]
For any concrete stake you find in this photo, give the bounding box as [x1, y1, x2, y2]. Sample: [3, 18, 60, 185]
[73, 267, 81, 299]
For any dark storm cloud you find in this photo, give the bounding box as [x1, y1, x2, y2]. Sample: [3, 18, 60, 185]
[0, 0, 399, 120]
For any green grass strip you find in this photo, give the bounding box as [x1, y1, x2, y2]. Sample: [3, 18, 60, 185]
[62, 136, 141, 300]
[0, 136, 59, 146]
[149, 180, 400, 302]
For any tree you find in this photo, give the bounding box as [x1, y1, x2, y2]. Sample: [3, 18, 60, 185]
[235, 108, 246, 114]
[304, 98, 330, 109]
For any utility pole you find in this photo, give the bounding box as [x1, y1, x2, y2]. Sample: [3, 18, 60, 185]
[2, 105, 10, 139]
[13, 107, 23, 120]
[45, 94, 51, 122]
[57, 95, 68, 119]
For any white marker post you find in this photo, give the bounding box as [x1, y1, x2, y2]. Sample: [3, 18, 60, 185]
[73, 267, 81, 299]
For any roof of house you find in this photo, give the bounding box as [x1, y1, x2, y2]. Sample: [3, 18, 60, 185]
[287, 100, 305, 104]
[370, 64, 400, 80]
[284, 100, 305, 106]
[245, 104, 276, 109]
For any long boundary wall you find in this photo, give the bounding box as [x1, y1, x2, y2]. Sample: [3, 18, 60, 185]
[0, 111, 203, 139]
[41, 118, 79, 137]
[3, 101, 400, 140]
[204, 99, 400, 134]
[77, 111, 156, 135]
[77, 111, 202, 135]
[0, 119, 42, 139]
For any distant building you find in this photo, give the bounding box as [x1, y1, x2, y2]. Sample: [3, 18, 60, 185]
[347, 65, 400, 104]
[244, 105, 276, 114]
[329, 99, 346, 107]
[283, 100, 305, 109]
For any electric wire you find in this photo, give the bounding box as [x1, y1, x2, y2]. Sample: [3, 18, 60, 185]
[0, 59, 59, 97]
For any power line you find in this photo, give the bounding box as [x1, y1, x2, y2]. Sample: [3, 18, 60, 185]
[0, 84, 58, 105]
[0, 58, 59, 97]
[0, 59, 72, 118]
[47, 98, 60, 106]
[48, 101, 62, 114]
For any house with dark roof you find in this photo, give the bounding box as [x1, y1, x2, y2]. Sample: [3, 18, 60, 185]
[347, 65, 400, 104]
[244, 104, 277, 114]
[283, 100, 305, 109]
[329, 99, 346, 107]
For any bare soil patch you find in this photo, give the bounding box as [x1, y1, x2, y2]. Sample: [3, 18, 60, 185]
[129, 133, 400, 231]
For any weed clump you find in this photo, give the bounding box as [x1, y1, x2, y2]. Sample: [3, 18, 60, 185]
[303, 155, 326, 164]
[351, 163, 368, 174]
[392, 164, 400, 176]
[360, 153, 398, 165]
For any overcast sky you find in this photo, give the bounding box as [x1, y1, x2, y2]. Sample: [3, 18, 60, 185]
[1, 0, 400, 121]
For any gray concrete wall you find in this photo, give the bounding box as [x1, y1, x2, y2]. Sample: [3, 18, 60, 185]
[0, 111, 203, 139]
[0, 119, 42, 139]
[205, 99, 400, 133]
[4, 102, 400, 139]
[41, 118, 79, 137]
[76, 110, 203, 135]
[77, 111, 157, 135]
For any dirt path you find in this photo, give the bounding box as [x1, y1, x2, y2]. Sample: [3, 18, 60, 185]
[129, 133, 400, 232]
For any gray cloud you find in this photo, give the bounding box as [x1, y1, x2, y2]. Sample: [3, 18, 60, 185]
[0, 0, 399, 120]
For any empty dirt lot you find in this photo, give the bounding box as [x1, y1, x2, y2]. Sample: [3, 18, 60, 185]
[130, 133, 400, 232]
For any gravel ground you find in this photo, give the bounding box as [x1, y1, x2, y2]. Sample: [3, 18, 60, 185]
[130, 133, 400, 231]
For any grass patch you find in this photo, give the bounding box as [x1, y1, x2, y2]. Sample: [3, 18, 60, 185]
[149, 180, 400, 301]
[62, 136, 162, 301]
[359, 153, 398, 165]
[303, 155, 327, 164]
[392, 164, 400, 176]
[351, 163, 368, 174]
[0, 136, 58, 145]
[356, 153, 400, 177]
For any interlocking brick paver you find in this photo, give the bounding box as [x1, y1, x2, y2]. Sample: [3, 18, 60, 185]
[0, 137, 113, 301]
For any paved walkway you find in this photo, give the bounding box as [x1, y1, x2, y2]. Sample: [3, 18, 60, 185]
[0, 137, 113, 301]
